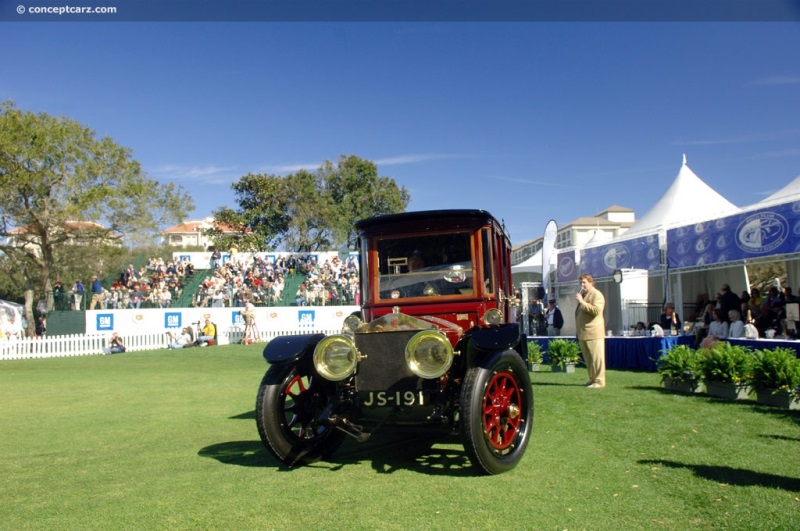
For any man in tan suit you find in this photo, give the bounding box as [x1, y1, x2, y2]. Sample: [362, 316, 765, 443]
[575, 273, 606, 388]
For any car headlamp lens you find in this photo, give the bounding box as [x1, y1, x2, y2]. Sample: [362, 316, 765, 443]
[342, 314, 364, 334]
[313, 335, 358, 381]
[405, 331, 454, 379]
[483, 308, 503, 326]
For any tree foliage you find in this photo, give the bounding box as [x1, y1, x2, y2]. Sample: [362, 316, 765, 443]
[0, 101, 194, 319]
[209, 155, 410, 252]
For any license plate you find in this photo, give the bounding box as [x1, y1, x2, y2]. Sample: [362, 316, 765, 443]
[361, 390, 429, 407]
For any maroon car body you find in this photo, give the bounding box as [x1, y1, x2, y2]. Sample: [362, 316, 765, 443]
[256, 210, 533, 474]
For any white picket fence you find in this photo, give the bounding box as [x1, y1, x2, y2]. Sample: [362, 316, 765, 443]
[0, 327, 340, 361]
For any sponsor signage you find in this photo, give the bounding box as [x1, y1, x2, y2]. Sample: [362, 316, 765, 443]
[579, 235, 661, 278]
[667, 201, 800, 269]
[97, 313, 114, 331]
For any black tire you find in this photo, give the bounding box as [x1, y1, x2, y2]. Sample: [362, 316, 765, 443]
[255, 364, 346, 466]
[460, 349, 534, 475]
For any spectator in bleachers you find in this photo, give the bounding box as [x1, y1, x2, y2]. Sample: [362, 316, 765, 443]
[72, 279, 84, 310]
[89, 275, 105, 310]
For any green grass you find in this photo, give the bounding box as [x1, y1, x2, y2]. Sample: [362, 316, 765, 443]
[1, 346, 798, 530]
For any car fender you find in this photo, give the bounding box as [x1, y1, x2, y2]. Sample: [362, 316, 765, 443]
[466, 324, 526, 362]
[262, 333, 326, 365]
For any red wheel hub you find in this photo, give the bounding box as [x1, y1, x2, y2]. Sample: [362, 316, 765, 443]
[481, 370, 523, 451]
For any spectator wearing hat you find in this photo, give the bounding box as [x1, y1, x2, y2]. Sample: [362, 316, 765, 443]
[52, 279, 67, 311]
[546, 299, 564, 336]
[89, 275, 104, 310]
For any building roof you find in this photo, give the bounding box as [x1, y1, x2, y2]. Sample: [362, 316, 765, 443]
[161, 218, 244, 235]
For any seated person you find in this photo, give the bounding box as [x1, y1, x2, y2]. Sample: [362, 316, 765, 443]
[103, 332, 126, 354]
[707, 309, 729, 339]
[167, 327, 193, 349]
[728, 309, 745, 338]
[658, 303, 681, 334]
[197, 319, 217, 346]
[634, 321, 647, 336]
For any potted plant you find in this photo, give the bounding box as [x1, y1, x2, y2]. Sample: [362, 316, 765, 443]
[548, 339, 581, 373]
[527, 341, 544, 372]
[657, 345, 701, 393]
[697, 342, 755, 400]
[750, 347, 800, 409]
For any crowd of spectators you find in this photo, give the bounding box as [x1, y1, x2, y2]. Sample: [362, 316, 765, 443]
[691, 280, 798, 342]
[191, 253, 360, 308]
[52, 257, 194, 311]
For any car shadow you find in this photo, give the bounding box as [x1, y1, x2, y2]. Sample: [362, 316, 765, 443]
[638, 459, 800, 491]
[198, 432, 480, 476]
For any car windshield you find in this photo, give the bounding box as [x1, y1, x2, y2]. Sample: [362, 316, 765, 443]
[376, 232, 474, 300]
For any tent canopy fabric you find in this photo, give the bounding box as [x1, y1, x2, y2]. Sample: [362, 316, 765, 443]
[511, 248, 557, 274]
[759, 174, 800, 205]
[625, 158, 738, 236]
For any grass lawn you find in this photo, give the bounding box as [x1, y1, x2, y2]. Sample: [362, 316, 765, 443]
[1, 345, 798, 530]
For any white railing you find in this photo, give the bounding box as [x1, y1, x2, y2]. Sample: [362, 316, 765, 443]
[0, 327, 341, 361]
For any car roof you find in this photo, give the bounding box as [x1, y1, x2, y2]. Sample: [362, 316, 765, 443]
[355, 209, 502, 234]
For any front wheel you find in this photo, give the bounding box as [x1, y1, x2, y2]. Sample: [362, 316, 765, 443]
[255, 364, 345, 466]
[460, 349, 533, 474]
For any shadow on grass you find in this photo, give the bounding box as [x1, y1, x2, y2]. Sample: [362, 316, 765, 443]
[760, 433, 800, 443]
[229, 410, 255, 420]
[198, 440, 280, 468]
[199, 432, 480, 477]
[639, 459, 800, 491]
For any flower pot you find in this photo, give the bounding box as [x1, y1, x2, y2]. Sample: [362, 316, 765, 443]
[528, 362, 541, 372]
[755, 388, 800, 410]
[663, 376, 702, 394]
[551, 363, 575, 374]
[704, 380, 751, 400]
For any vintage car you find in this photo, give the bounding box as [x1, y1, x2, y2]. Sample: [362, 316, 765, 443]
[256, 209, 533, 474]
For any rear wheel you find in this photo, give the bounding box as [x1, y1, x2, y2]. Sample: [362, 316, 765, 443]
[460, 349, 533, 474]
[256, 364, 345, 466]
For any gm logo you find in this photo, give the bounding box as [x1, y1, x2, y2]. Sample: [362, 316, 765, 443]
[736, 212, 789, 254]
[97, 314, 114, 331]
[165, 313, 182, 329]
[232, 312, 245, 325]
[298, 310, 316, 328]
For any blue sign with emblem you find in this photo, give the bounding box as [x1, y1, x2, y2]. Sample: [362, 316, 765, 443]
[579, 235, 662, 278]
[97, 313, 114, 331]
[668, 201, 800, 268]
[165, 312, 182, 329]
[298, 310, 316, 329]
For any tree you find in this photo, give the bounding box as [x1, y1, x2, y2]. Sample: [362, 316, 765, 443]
[0, 101, 194, 326]
[209, 155, 410, 252]
[324, 155, 411, 249]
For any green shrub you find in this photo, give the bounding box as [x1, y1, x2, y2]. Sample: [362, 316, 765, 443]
[750, 347, 800, 395]
[527, 341, 544, 364]
[698, 342, 755, 384]
[548, 338, 581, 368]
[657, 345, 699, 383]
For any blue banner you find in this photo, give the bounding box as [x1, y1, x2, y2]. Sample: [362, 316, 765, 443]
[557, 250, 577, 282]
[667, 201, 800, 269]
[579, 235, 662, 278]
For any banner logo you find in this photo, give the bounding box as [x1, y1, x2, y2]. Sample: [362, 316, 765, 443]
[602, 244, 629, 270]
[736, 212, 789, 254]
[165, 312, 182, 329]
[97, 314, 113, 331]
[558, 255, 574, 277]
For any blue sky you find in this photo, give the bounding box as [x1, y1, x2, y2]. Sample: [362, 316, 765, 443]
[3, 21, 799, 246]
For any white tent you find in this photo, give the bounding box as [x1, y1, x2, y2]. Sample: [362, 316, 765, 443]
[511, 248, 557, 274]
[626, 156, 738, 236]
[579, 156, 743, 328]
[759, 174, 800, 205]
